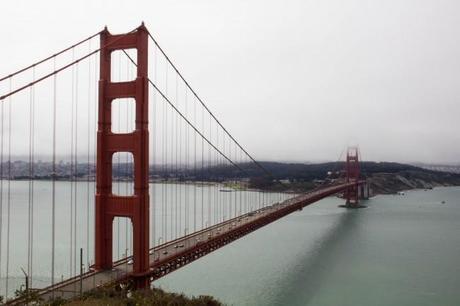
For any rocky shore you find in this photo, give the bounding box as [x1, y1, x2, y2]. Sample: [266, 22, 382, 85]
[368, 170, 460, 195]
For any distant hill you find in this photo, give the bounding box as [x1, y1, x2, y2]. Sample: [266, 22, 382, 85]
[258, 161, 424, 180]
[411, 163, 460, 174]
[4, 160, 460, 195]
[256, 161, 460, 194]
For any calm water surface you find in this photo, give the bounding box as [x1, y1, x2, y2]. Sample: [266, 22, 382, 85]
[155, 187, 460, 306]
[1, 182, 459, 305]
[0, 180, 292, 298]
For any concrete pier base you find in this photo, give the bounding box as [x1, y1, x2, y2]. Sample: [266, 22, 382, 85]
[338, 204, 367, 209]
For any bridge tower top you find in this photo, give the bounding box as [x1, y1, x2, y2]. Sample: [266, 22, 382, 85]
[346, 147, 360, 183]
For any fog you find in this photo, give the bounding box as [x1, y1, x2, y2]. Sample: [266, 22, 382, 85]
[1, 0, 459, 164]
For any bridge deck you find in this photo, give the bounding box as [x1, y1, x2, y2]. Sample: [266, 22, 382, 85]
[12, 182, 359, 304]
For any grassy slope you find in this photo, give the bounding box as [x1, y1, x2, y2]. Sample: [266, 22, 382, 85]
[11, 287, 222, 306]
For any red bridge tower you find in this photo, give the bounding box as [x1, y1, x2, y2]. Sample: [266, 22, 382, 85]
[344, 147, 360, 207]
[95, 24, 150, 288]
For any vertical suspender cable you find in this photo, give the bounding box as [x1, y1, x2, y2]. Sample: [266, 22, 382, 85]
[88, 42, 99, 268]
[216, 120, 219, 222]
[244, 157, 248, 211]
[86, 42, 92, 268]
[161, 61, 165, 244]
[163, 68, 167, 242]
[51, 56, 57, 289]
[232, 142, 235, 218]
[177, 75, 182, 238]
[5, 78, 12, 297]
[28, 75, 31, 284]
[124, 55, 129, 265]
[193, 93, 197, 232]
[125, 56, 130, 255]
[239, 150, 242, 215]
[222, 130, 224, 221]
[222, 132, 226, 220]
[74, 60, 79, 277]
[227, 138, 231, 218]
[116, 52, 122, 259]
[93, 44, 98, 268]
[231, 138, 233, 217]
[214, 122, 217, 224]
[219, 127, 226, 222]
[161, 60, 165, 244]
[31, 66, 36, 286]
[201, 105, 204, 229]
[175, 74, 178, 239]
[28, 66, 36, 287]
[0, 67, 3, 285]
[129, 56, 134, 253]
[171, 79, 176, 239]
[151, 44, 158, 248]
[152, 91, 156, 247]
[165, 62, 168, 242]
[183, 85, 186, 234]
[208, 113, 211, 226]
[70, 49, 75, 278]
[169, 88, 174, 239]
[162, 76, 166, 243]
[214, 122, 218, 224]
[184, 86, 189, 235]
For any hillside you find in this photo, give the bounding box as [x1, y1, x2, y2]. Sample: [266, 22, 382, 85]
[4, 160, 460, 195]
[252, 161, 460, 194]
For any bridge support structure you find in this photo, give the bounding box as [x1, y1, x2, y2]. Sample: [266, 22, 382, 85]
[95, 24, 150, 288]
[343, 147, 365, 208]
[358, 182, 371, 200]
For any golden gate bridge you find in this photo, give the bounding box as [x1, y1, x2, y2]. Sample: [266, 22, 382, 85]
[0, 24, 368, 304]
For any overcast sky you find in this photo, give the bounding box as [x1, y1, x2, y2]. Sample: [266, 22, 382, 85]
[1, 0, 459, 164]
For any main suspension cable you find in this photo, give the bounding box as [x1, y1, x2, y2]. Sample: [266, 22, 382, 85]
[146, 31, 271, 177]
[0, 27, 138, 101]
[121, 50, 245, 172]
[0, 30, 102, 82]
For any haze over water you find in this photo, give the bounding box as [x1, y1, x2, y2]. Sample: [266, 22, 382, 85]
[156, 187, 460, 306]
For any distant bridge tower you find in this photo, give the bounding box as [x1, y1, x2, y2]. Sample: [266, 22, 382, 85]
[95, 24, 150, 288]
[344, 147, 360, 207]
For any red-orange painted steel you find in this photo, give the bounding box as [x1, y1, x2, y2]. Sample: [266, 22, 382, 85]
[95, 24, 150, 288]
[345, 147, 360, 206]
